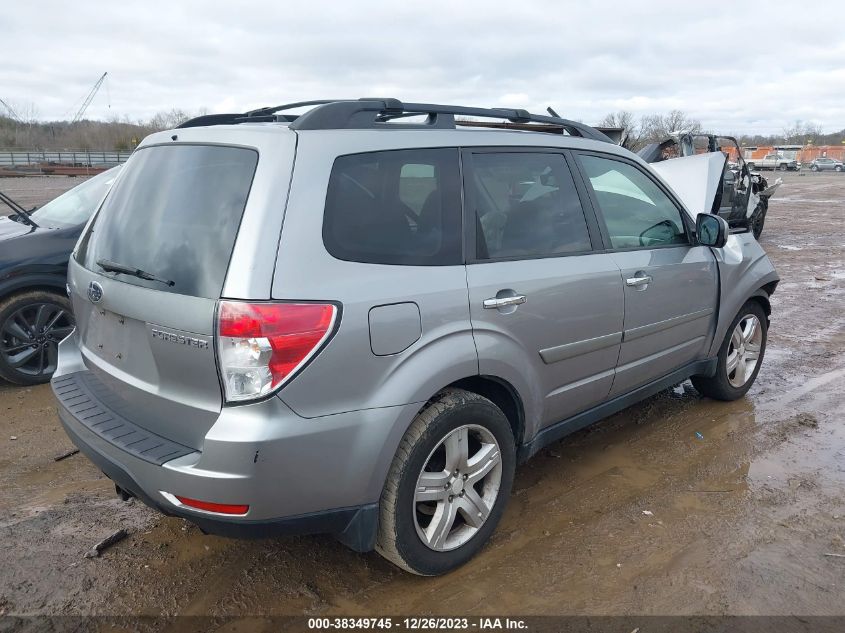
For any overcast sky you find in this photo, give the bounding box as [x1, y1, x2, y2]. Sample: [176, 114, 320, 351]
[2, 1, 843, 134]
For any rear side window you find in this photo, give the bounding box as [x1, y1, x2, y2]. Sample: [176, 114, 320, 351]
[323, 148, 461, 265]
[469, 152, 593, 259]
[578, 154, 688, 249]
[78, 144, 257, 298]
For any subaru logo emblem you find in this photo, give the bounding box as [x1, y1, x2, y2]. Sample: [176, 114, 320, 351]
[88, 281, 104, 304]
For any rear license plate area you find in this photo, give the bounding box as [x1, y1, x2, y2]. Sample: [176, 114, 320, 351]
[87, 308, 129, 364]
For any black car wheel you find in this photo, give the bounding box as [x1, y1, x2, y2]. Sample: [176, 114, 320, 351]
[0, 291, 75, 385]
[750, 204, 767, 240]
[811, 165, 818, 171]
[836, 165, 843, 172]
[779, 163, 788, 171]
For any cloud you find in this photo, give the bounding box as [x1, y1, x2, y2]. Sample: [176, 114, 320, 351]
[2, 0, 843, 134]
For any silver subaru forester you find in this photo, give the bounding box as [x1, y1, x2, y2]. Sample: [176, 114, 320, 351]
[52, 99, 778, 575]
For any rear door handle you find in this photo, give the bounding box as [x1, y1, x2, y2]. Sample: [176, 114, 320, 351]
[625, 275, 653, 287]
[483, 295, 527, 309]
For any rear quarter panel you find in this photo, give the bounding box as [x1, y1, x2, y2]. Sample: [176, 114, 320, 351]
[270, 131, 479, 419]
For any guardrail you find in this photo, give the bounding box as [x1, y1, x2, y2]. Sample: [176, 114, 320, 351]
[0, 149, 132, 167]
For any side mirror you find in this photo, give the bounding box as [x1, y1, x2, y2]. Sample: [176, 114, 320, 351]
[696, 214, 729, 248]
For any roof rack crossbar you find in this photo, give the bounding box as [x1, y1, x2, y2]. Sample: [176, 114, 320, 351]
[177, 98, 612, 143]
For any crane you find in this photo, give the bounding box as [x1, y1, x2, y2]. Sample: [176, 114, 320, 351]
[71, 72, 108, 123]
[0, 97, 22, 123]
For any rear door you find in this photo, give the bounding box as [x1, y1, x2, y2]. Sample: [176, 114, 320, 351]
[69, 143, 264, 450]
[463, 149, 624, 428]
[574, 152, 719, 397]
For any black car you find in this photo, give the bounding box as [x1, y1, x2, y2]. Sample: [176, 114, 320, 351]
[0, 167, 120, 385]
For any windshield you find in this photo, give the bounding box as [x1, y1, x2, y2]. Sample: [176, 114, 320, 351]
[30, 167, 121, 228]
[77, 144, 258, 299]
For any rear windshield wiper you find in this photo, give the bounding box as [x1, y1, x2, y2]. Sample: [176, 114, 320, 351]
[96, 259, 175, 287]
[0, 191, 39, 228]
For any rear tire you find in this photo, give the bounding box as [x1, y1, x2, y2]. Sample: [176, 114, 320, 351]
[691, 301, 767, 401]
[811, 165, 819, 172]
[376, 388, 515, 575]
[0, 290, 74, 385]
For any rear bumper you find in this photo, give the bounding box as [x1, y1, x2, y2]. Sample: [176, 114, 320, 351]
[52, 332, 418, 551]
[58, 410, 377, 548]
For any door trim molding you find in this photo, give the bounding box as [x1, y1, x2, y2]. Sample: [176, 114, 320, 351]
[623, 308, 714, 342]
[539, 331, 622, 364]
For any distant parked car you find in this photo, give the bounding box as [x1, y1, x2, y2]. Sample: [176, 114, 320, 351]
[809, 157, 843, 172]
[746, 154, 800, 172]
[0, 167, 120, 385]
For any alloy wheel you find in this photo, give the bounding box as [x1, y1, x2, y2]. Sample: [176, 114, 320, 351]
[413, 424, 502, 551]
[726, 314, 763, 388]
[0, 303, 74, 379]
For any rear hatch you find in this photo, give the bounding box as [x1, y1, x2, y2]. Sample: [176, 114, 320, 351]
[69, 142, 259, 450]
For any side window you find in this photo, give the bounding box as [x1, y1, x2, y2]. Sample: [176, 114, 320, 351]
[323, 148, 461, 265]
[469, 152, 593, 259]
[578, 154, 688, 249]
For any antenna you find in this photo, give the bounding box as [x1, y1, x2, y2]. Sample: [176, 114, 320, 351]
[72, 72, 108, 123]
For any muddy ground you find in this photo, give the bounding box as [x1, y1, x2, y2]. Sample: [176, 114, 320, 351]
[1, 172, 844, 619]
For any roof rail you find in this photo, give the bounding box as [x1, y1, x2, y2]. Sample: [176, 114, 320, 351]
[176, 98, 612, 143]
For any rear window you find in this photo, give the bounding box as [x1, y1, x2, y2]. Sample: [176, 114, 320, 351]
[78, 144, 257, 298]
[322, 148, 462, 265]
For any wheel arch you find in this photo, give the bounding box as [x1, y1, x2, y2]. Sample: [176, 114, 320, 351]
[0, 274, 67, 303]
[446, 375, 526, 450]
[748, 280, 777, 323]
[371, 373, 527, 508]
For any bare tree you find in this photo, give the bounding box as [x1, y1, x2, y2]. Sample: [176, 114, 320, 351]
[148, 108, 194, 131]
[597, 110, 642, 149]
[640, 110, 702, 145]
[782, 119, 824, 145]
[597, 109, 702, 151]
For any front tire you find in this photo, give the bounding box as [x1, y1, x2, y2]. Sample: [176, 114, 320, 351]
[691, 301, 767, 401]
[0, 290, 75, 385]
[376, 388, 515, 575]
[835, 165, 842, 172]
[779, 163, 788, 171]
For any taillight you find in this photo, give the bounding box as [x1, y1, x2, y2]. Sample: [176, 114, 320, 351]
[217, 301, 337, 403]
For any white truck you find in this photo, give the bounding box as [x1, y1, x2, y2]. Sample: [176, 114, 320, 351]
[746, 153, 800, 171]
